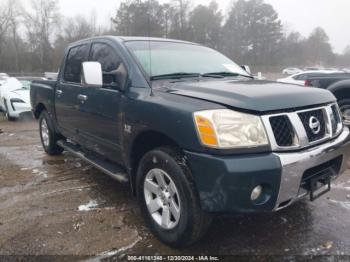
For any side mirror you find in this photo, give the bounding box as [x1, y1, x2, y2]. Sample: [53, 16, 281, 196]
[241, 65, 252, 75]
[81, 62, 103, 88]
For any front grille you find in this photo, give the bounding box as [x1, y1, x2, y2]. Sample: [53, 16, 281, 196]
[263, 103, 343, 151]
[270, 116, 295, 147]
[298, 109, 326, 143]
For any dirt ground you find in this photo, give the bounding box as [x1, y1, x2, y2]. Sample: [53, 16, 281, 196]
[0, 115, 350, 261]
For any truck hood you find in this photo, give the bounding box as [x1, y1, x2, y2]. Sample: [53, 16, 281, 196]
[167, 79, 336, 112]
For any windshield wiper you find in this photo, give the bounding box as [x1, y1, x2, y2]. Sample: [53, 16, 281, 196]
[150, 73, 200, 80]
[201, 72, 253, 79]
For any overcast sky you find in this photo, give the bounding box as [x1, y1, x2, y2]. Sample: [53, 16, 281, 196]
[57, 0, 350, 54]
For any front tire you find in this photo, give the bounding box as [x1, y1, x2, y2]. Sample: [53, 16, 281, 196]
[338, 99, 350, 126]
[39, 110, 64, 155]
[136, 147, 212, 247]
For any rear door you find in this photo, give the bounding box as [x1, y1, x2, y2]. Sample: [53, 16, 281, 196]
[77, 42, 126, 162]
[55, 44, 90, 141]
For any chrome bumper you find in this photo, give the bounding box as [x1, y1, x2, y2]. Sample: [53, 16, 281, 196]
[274, 126, 350, 211]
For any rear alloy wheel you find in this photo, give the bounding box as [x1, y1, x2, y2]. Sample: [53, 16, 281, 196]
[39, 110, 64, 155]
[339, 99, 350, 126]
[41, 118, 50, 148]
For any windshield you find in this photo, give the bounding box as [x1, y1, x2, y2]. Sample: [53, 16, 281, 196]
[20, 80, 31, 90]
[125, 41, 250, 79]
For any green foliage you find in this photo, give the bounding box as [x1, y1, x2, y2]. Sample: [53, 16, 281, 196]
[223, 0, 283, 66]
[187, 1, 223, 49]
[111, 0, 168, 37]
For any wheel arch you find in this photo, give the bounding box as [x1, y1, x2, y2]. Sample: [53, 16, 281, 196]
[33, 103, 47, 119]
[128, 130, 183, 194]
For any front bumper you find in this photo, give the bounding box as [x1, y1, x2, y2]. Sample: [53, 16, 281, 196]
[9, 102, 31, 118]
[185, 127, 350, 213]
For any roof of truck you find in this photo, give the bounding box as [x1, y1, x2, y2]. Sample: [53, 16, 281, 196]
[117, 36, 196, 44]
[69, 35, 197, 47]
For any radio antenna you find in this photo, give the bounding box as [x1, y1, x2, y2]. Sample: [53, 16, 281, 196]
[147, 0, 154, 95]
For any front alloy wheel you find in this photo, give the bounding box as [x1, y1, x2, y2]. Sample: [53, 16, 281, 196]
[137, 147, 212, 247]
[144, 168, 181, 230]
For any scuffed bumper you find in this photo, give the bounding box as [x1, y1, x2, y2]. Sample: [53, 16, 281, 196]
[274, 126, 350, 211]
[185, 127, 350, 213]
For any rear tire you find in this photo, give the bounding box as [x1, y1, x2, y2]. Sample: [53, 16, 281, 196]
[39, 110, 64, 155]
[338, 99, 350, 126]
[136, 147, 212, 248]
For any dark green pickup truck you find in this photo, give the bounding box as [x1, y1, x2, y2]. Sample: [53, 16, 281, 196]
[30, 36, 350, 247]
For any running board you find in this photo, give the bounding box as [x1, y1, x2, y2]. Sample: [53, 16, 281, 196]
[57, 140, 129, 183]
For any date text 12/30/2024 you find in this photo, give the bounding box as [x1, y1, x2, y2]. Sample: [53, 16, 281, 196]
[127, 256, 221, 261]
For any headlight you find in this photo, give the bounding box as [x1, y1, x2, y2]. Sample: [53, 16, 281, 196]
[194, 109, 269, 149]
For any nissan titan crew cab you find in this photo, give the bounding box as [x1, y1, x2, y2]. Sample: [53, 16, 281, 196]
[30, 36, 350, 247]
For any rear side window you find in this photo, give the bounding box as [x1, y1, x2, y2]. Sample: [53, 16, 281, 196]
[63, 44, 90, 83]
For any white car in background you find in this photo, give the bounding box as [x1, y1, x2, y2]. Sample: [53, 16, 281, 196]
[282, 68, 303, 75]
[0, 73, 9, 86]
[0, 77, 31, 121]
[277, 70, 342, 86]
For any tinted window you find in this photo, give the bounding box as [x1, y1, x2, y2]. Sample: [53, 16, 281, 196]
[90, 43, 123, 85]
[64, 44, 89, 83]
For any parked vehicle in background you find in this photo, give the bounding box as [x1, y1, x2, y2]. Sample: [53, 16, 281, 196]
[305, 73, 350, 125]
[45, 72, 59, 80]
[282, 67, 302, 75]
[304, 67, 322, 71]
[0, 73, 9, 86]
[0, 73, 9, 78]
[31, 36, 350, 247]
[277, 70, 342, 86]
[324, 68, 339, 71]
[0, 77, 32, 121]
[16, 76, 46, 82]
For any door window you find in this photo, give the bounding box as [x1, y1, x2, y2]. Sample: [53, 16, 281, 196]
[90, 43, 125, 88]
[63, 44, 90, 83]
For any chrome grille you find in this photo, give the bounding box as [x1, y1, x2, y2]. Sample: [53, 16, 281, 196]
[298, 109, 326, 142]
[269, 116, 295, 147]
[262, 103, 343, 151]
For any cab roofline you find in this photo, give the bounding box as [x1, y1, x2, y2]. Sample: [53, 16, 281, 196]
[67, 35, 199, 47]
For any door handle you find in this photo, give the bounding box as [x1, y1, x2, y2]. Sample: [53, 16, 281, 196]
[56, 90, 63, 96]
[77, 94, 88, 102]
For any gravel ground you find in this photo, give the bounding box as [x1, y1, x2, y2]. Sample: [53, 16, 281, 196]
[0, 115, 350, 261]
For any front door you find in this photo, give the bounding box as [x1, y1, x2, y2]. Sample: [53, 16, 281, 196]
[77, 42, 126, 162]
